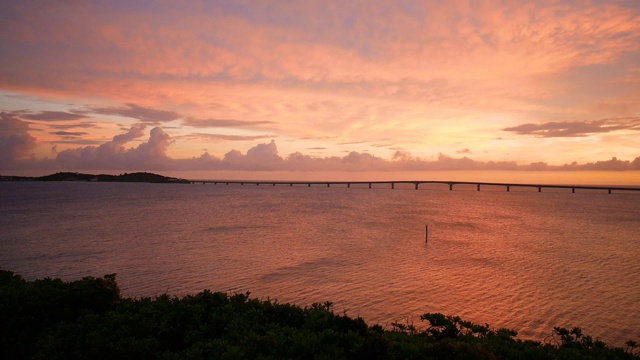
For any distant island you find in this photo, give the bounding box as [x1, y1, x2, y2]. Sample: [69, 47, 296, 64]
[0, 172, 190, 184]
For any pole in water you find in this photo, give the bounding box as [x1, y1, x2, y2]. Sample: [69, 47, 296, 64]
[425, 224, 429, 243]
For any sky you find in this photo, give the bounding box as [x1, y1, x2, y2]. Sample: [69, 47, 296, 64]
[1, 0, 639, 183]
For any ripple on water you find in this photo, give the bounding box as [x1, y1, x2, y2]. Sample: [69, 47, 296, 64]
[0, 183, 638, 346]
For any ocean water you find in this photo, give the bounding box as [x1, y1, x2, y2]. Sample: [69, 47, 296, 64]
[0, 181, 638, 346]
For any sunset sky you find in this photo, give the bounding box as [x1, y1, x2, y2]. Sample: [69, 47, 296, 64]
[1, 1, 639, 183]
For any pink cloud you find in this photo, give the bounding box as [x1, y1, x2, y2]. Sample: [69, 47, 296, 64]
[20, 111, 86, 122]
[92, 104, 181, 124]
[503, 118, 640, 137]
[0, 112, 37, 169]
[1, 124, 639, 173]
[221, 140, 284, 171]
[183, 117, 273, 128]
[0, 1, 639, 171]
[55, 125, 171, 170]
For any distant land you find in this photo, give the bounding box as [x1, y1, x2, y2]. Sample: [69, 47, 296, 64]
[0, 172, 190, 184]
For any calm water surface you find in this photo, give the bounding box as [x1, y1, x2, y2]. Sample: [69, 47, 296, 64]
[0, 181, 638, 346]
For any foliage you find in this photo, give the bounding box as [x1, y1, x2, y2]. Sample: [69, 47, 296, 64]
[1, 269, 637, 359]
[4, 171, 190, 183]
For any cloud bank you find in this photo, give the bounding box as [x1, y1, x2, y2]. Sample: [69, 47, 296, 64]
[1, 119, 638, 173]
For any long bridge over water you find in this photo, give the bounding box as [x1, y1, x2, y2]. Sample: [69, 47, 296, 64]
[189, 180, 640, 194]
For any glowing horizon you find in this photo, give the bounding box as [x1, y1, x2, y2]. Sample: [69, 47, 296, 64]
[1, 1, 639, 183]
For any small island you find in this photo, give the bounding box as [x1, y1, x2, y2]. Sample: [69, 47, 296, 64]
[0, 172, 190, 184]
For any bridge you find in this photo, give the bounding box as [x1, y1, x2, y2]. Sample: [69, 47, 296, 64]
[189, 180, 640, 194]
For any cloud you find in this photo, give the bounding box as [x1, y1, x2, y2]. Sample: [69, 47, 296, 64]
[562, 157, 640, 171]
[338, 140, 369, 146]
[51, 139, 107, 145]
[0, 112, 38, 169]
[1, 1, 638, 170]
[3, 125, 640, 173]
[50, 131, 88, 137]
[20, 111, 86, 121]
[48, 122, 100, 129]
[392, 151, 413, 161]
[111, 124, 146, 145]
[222, 139, 284, 170]
[181, 133, 275, 142]
[55, 124, 171, 170]
[91, 104, 181, 124]
[503, 118, 640, 137]
[183, 117, 273, 128]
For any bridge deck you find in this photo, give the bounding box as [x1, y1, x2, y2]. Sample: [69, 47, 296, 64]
[188, 180, 640, 193]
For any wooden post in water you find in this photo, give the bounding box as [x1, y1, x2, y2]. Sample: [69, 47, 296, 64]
[425, 225, 429, 243]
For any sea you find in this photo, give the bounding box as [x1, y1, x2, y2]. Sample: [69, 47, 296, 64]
[0, 181, 638, 346]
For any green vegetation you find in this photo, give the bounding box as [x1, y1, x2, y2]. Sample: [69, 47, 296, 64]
[1, 270, 637, 359]
[0, 172, 190, 183]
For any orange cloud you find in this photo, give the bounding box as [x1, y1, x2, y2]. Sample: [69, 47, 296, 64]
[1, 123, 638, 174]
[0, 1, 638, 172]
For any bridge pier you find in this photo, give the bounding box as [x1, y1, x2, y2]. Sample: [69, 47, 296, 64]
[188, 180, 639, 193]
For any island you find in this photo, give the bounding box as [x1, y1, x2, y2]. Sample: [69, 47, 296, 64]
[0, 172, 190, 184]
